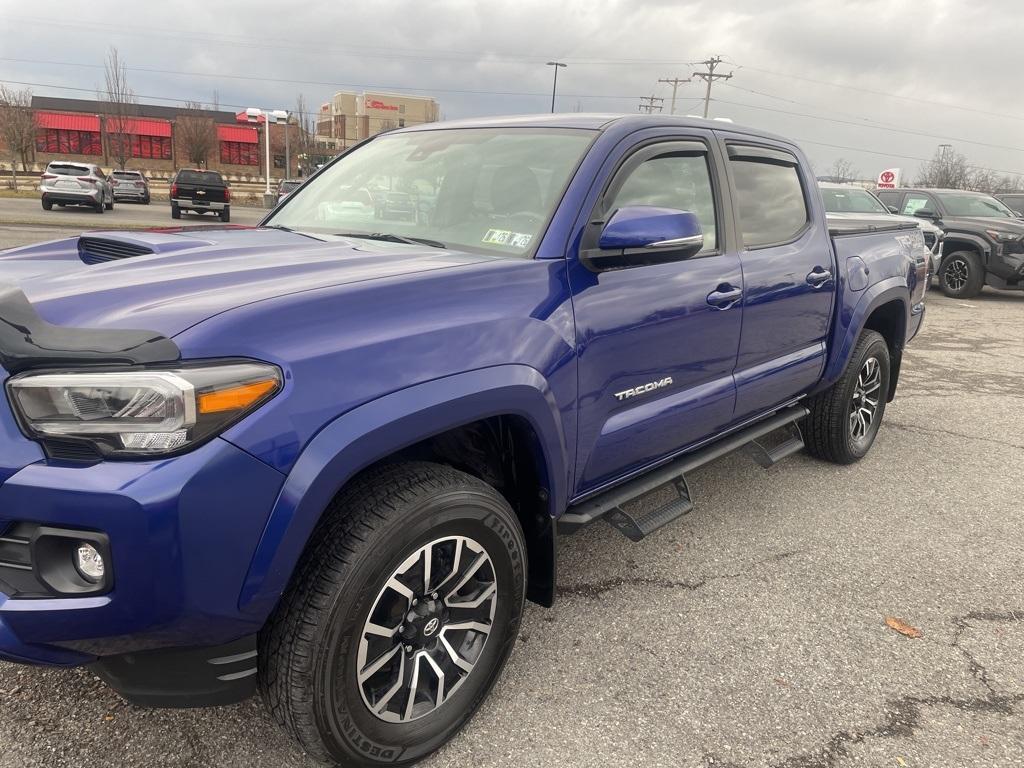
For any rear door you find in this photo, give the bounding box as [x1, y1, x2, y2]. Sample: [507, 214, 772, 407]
[721, 139, 836, 419]
[570, 131, 744, 494]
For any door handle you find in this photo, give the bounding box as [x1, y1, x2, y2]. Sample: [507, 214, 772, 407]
[806, 267, 833, 287]
[706, 284, 743, 310]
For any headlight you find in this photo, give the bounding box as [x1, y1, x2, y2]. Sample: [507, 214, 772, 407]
[985, 229, 1021, 242]
[6, 361, 281, 459]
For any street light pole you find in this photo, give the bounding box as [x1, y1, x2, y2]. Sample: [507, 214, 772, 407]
[546, 61, 567, 113]
[245, 107, 289, 207]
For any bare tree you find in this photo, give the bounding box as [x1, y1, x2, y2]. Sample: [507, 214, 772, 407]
[827, 157, 859, 184]
[294, 94, 319, 176]
[175, 102, 217, 167]
[916, 145, 972, 189]
[0, 85, 35, 190]
[102, 47, 137, 170]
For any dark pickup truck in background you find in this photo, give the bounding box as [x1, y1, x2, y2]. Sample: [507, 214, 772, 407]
[1, 114, 928, 767]
[169, 168, 231, 222]
[876, 187, 1024, 297]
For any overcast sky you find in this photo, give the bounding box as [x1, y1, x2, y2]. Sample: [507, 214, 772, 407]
[2, 0, 1022, 181]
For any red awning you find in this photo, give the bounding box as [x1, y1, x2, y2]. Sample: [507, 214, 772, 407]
[36, 111, 100, 132]
[218, 124, 259, 143]
[105, 117, 172, 137]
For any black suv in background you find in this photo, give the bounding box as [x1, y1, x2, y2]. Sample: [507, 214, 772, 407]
[169, 168, 231, 222]
[875, 187, 1024, 298]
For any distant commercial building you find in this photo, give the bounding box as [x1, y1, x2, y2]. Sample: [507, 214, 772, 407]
[6, 96, 303, 179]
[315, 91, 440, 152]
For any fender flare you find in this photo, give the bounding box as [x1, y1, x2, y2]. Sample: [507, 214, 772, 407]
[820, 278, 909, 389]
[941, 232, 991, 264]
[237, 364, 568, 618]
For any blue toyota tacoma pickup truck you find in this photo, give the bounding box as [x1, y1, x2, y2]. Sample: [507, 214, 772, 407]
[0, 115, 926, 766]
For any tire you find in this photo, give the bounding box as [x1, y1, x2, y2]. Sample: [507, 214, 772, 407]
[143, 196, 150, 205]
[804, 330, 890, 464]
[105, 194, 114, 211]
[94, 200, 104, 214]
[259, 462, 527, 767]
[41, 196, 52, 211]
[938, 250, 984, 299]
[219, 207, 230, 223]
[170, 203, 181, 220]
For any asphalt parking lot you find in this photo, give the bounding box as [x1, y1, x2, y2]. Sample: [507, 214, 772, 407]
[0, 197, 267, 229]
[0, 224, 1022, 768]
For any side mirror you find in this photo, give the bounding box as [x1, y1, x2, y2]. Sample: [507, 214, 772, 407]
[887, 205, 899, 214]
[914, 209, 937, 219]
[597, 206, 703, 257]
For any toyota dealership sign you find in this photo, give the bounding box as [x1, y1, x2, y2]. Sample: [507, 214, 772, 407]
[876, 168, 901, 189]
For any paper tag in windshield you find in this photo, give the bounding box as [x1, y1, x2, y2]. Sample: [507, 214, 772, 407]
[483, 229, 532, 248]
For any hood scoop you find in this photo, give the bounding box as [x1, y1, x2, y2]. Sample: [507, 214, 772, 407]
[78, 236, 155, 265]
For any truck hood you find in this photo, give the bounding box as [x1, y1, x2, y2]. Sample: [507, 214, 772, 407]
[0, 226, 491, 337]
[944, 216, 1024, 234]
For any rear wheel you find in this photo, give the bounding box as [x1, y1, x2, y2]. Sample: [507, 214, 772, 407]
[939, 250, 984, 299]
[259, 462, 526, 767]
[804, 330, 890, 464]
[105, 193, 114, 211]
[170, 203, 181, 220]
[94, 199, 104, 214]
[41, 196, 52, 211]
[219, 207, 230, 223]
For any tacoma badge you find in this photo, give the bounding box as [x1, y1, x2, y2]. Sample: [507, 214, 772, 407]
[614, 376, 674, 401]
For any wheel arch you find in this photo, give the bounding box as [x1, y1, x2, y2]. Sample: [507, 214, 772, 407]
[821, 279, 909, 402]
[941, 233, 990, 264]
[238, 365, 569, 618]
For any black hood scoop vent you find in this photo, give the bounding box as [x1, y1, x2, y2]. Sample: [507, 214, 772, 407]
[78, 237, 155, 265]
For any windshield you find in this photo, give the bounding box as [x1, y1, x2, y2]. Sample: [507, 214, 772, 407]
[935, 192, 1015, 217]
[266, 127, 596, 257]
[820, 187, 888, 214]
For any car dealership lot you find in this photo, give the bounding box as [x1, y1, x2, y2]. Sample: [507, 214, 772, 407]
[0, 221, 1021, 767]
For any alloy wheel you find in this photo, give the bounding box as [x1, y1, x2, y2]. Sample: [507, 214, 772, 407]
[356, 535, 497, 723]
[944, 257, 969, 292]
[849, 357, 881, 443]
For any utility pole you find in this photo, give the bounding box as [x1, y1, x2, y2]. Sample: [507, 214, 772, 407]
[692, 56, 732, 118]
[657, 76, 691, 114]
[638, 95, 664, 114]
[546, 61, 567, 113]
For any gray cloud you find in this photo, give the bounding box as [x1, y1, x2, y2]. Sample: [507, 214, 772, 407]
[2, 0, 1022, 180]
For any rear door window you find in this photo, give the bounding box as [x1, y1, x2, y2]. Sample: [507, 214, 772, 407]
[728, 146, 809, 248]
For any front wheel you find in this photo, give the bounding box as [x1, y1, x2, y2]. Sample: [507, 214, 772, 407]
[804, 329, 890, 464]
[259, 462, 527, 767]
[938, 250, 984, 299]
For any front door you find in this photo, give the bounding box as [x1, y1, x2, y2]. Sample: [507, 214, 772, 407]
[721, 140, 836, 419]
[570, 135, 743, 495]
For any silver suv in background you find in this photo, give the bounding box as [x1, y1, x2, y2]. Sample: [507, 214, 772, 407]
[109, 170, 151, 204]
[40, 161, 114, 213]
[819, 182, 944, 276]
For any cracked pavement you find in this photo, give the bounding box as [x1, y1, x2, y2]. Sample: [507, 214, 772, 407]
[0, 236, 1021, 768]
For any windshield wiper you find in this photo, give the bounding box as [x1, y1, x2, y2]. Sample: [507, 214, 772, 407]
[334, 232, 447, 249]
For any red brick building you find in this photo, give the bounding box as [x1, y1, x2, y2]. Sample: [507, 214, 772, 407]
[15, 96, 300, 180]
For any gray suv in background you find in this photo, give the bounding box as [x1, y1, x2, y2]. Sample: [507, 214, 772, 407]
[109, 170, 151, 204]
[39, 161, 114, 213]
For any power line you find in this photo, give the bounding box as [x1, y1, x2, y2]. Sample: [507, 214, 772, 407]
[657, 76, 691, 114]
[737, 63, 1024, 124]
[709, 96, 1024, 155]
[692, 56, 732, 118]
[638, 95, 664, 114]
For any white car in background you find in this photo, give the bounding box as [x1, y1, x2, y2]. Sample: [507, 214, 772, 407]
[819, 182, 944, 277]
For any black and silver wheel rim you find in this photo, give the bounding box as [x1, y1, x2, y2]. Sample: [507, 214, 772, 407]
[849, 357, 881, 444]
[944, 257, 969, 292]
[356, 535, 498, 723]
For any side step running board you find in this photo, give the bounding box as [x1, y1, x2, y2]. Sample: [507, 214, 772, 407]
[559, 405, 808, 539]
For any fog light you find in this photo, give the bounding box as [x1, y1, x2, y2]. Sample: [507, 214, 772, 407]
[75, 543, 105, 583]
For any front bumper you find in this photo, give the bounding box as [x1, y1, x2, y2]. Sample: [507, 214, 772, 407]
[0, 437, 285, 667]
